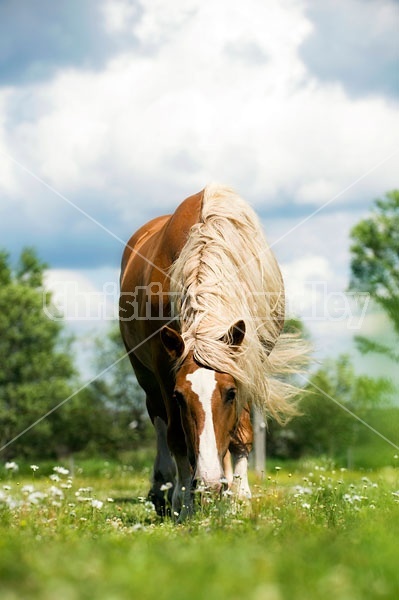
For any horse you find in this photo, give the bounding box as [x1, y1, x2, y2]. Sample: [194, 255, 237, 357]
[119, 184, 306, 520]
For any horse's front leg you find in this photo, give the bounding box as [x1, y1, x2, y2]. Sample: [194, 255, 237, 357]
[229, 405, 253, 500]
[148, 416, 176, 516]
[172, 454, 194, 521]
[167, 415, 194, 521]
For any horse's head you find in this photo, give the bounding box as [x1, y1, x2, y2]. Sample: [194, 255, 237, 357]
[160, 321, 245, 490]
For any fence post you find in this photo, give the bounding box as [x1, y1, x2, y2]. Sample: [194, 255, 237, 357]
[253, 408, 266, 477]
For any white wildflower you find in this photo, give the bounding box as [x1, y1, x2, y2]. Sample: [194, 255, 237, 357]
[91, 499, 103, 510]
[108, 518, 122, 529]
[5, 461, 18, 472]
[49, 486, 64, 499]
[294, 485, 313, 496]
[160, 482, 173, 491]
[30, 465, 39, 472]
[53, 466, 69, 475]
[28, 491, 47, 505]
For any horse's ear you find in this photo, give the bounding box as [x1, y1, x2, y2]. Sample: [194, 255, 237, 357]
[223, 320, 246, 349]
[160, 325, 185, 359]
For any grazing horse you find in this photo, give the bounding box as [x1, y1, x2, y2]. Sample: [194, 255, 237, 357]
[120, 184, 305, 520]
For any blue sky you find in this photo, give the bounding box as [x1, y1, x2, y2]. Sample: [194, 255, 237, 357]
[0, 0, 398, 376]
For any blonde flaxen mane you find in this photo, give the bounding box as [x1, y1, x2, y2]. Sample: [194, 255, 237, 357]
[169, 184, 308, 422]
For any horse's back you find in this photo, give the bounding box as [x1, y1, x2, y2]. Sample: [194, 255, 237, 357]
[119, 189, 204, 371]
[120, 214, 170, 289]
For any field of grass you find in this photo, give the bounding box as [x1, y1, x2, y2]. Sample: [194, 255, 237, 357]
[0, 457, 398, 600]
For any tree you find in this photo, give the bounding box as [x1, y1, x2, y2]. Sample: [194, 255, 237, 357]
[349, 189, 399, 360]
[0, 248, 75, 459]
[257, 317, 309, 469]
[268, 355, 394, 461]
[41, 322, 154, 459]
[88, 325, 153, 452]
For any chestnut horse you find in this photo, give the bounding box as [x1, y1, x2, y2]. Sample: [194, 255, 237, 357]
[120, 184, 304, 520]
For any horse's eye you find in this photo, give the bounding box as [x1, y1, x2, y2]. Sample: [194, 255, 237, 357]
[225, 388, 237, 404]
[173, 390, 186, 408]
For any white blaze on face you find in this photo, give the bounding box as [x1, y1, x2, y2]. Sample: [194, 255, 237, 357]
[186, 368, 223, 485]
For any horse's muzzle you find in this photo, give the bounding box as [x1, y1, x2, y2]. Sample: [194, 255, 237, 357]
[193, 477, 228, 496]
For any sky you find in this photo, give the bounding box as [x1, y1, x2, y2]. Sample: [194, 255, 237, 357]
[0, 0, 398, 379]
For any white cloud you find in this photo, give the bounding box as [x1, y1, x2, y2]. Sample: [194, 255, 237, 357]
[44, 268, 118, 322]
[0, 89, 19, 195]
[101, 0, 141, 35]
[281, 255, 333, 315]
[44, 267, 120, 378]
[1, 0, 397, 224]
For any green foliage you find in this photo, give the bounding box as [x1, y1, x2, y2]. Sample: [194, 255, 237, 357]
[93, 326, 146, 418]
[268, 355, 394, 462]
[38, 321, 154, 459]
[16, 247, 48, 288]
[0, 248, 75, 459]
[87, 325, 153, 454]
[0, 250, 11, 285]
[284, 316, 309, 337]
[0, 248, 153, 461]
[350, 189, 399, 358]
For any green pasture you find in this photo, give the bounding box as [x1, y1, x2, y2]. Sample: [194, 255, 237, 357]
[0, 457, 398, 600]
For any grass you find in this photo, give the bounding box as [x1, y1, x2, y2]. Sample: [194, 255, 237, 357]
[0, 457, 398, 599]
